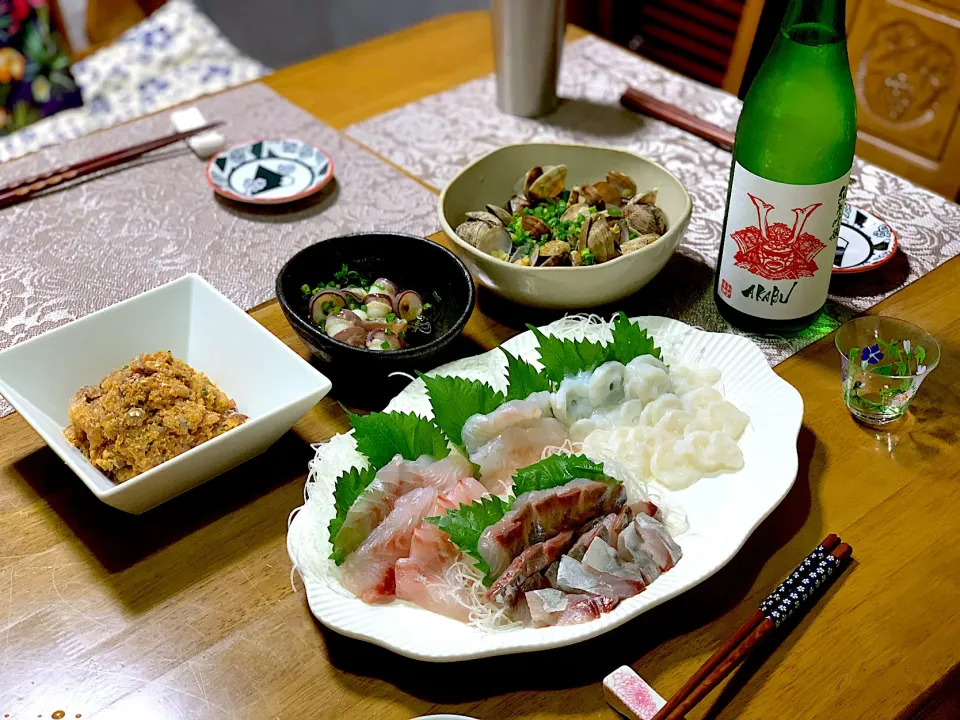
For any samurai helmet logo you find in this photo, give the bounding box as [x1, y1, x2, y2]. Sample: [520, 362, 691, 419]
[730, 194, 827, 281]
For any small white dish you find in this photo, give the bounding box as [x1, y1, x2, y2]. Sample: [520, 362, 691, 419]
[438, 143, 693, 308]
[206, 138, 334, 205]
[0, 274, 331, 514]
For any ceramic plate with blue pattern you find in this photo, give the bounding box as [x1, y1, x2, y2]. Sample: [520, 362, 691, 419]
[834, 204, 898, 274]
[205, 139, 334, 205]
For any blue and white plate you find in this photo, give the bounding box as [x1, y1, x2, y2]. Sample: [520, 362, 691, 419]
[834, 204, 898, 274]
[205, 139, 334, 205]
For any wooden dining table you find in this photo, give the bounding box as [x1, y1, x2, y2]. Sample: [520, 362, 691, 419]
[2, 10, 958, 720]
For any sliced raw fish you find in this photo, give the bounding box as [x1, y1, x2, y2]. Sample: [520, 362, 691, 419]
[337, 453, 472, 558]
[583, 537, 651, 584]
[614, 524, 662, 584]
[487, 530, 575, 606]
[525, 588, 620, 627]
[633, 513, 683, 570]
[478, 478, 626, 579]
[567, 515, 607, 561]
[556, 555, 645, 600]
[339, 487, 438, 603]
[462, 392, 554, 454]
[470, 417, 569, 494]
[544, 560, 560, 588]
[395, 477, 488, 621]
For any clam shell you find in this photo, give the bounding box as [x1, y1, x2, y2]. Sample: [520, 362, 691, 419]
[627, 188, 659, 206]
[579, 184, 605, 210]
[456, 220, 488, 247]
[508, 194, 531, 214]
[587, 215, 618, 263]
[465, 210, 503, 227]
[520, 166, 543, 196]
[594, 181, 623, 207]
[620, 234, 660, 254]
[486, 204, 514, 225]
[527, 165, 567, 201]
[476, 226, 513, 256]
[521, 214, 551, 239]
[624, 203, 667, 236]
[560, 202, 589, 222]
[607, 171, 637, 199]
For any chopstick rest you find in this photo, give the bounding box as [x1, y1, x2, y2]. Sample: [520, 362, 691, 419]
[171, 107, 225, 159]
[604, 666, 666, 720]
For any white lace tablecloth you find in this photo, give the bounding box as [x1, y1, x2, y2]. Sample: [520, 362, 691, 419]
[0, 82, 438, 418]
[346, 35, 960, 363]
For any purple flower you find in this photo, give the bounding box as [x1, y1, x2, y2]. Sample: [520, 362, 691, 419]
[861, 344, 883, 365]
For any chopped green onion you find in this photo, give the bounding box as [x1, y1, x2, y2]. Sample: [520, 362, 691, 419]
[381, 341, 390, 349]
[386, 312, 397, 323]
[432, 291, 441, 302]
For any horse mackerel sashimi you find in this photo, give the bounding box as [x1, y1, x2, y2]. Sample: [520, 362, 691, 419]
[335, 453, 473, 558]
[478, 478, 627, 579]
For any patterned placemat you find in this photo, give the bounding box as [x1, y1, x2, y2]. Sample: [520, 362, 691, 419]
[0, 82, 438, 418]
[346, 35, 960, 363]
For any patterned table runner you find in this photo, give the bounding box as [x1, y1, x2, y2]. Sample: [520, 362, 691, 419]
[0, 82, 438, 418]
[346, 36, 960, 364]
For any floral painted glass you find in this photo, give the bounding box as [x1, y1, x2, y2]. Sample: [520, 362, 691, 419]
[835, 316, 940, 426]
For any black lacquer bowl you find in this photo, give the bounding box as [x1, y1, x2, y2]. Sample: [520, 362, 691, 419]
[276, 232, 476, 397]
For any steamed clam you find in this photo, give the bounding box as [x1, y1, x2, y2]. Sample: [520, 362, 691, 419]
[458, 164, 668, 267]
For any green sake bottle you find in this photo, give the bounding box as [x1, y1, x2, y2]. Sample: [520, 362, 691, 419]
[714, 0, 857, 334]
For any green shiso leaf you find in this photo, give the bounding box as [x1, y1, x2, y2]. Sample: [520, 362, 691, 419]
[419, 373, 505, 448]
[347, 410, 449, 469]
[327, 465, 378, 565]
[501, 347, 554, 400]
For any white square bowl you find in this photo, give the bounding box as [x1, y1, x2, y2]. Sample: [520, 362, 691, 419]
[0, 274, 332, 514]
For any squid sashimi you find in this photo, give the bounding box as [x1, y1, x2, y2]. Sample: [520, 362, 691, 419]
[471, 419, 570, 494]
[337, 453, 473, 558]
[478, 478, 627, 579]
[339, 487, 438, 603]
[462, 392, 554, 454]
[395, 477, 488, 621]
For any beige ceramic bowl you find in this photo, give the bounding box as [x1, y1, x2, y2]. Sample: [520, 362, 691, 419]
[438, 143, 693, 308]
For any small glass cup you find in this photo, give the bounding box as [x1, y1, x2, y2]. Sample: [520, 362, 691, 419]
[835, 316, 940, 427]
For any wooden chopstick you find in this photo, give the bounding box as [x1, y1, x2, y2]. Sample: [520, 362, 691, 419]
[0, 121, 224, 209]
[652, 536, 850, 720]
[620, 87, 735, 152]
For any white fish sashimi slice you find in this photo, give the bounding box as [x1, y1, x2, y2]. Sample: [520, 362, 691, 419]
[339, 487, 439, 603]
[632, 514, 682, 570]
[462, 392, 554, 454]
[336, 453, 472, 559]
[471, 418, 569, 494]
[394, 477, 488, 622]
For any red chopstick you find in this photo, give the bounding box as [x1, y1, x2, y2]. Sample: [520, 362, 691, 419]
[652, 535, 851, 720]
[619, 87, 735, 152]
[0, 121, 224, 209]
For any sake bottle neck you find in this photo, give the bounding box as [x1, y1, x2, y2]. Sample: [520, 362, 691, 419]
[780, 0, 847, 45]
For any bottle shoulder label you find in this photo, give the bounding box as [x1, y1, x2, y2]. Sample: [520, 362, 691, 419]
[717, 162, 849, 320]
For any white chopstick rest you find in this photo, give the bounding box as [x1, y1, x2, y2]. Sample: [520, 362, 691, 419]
[604, 666, 666, 720]
[170, 107, 225, 159]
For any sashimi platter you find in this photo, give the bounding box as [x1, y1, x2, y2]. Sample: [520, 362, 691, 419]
[286, 314, 803, 660]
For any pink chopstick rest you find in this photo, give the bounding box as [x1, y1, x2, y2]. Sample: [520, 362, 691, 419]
[604, 665, 666, 720]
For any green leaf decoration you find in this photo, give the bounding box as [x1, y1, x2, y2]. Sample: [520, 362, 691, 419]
[874, 365, 893, 376]
[528, 325, 609, 384]
[609, 311, 662, 363]
[848, 347, 859, 364]
[424, 495, 512, 584]
[529, 314, 662, 384]
[916, 346, 926, 365]
[501, 347, 553, 400]
[348, 410, 449, 469]
[419, 373, 505, 448]
[511, 453, 614, 497]
[327, 465, 378, 565]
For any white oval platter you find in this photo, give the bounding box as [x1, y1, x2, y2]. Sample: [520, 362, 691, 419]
[286, 316, 803, 661]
